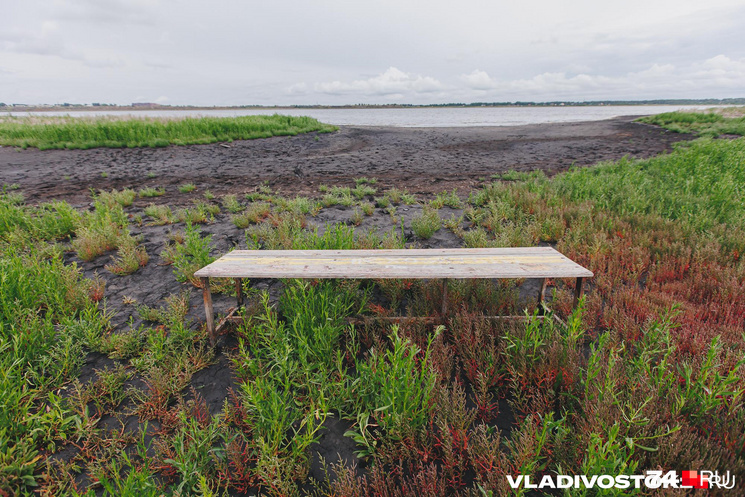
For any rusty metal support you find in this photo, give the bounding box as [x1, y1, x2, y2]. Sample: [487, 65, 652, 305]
[441, 279, 449, 317]
[347, 314, 548, 326]
[573, 277, 584, 310]
[537, 278, 548, 307]
[201, 277, 216, 346]
[235, 278, 244, 308]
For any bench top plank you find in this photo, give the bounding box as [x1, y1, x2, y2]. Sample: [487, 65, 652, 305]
[194, 247, 593, 280]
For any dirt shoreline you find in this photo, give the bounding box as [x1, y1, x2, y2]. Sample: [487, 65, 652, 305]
[0, 116, 691, 205]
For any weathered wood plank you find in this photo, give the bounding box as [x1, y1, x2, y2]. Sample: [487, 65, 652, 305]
[194, 247, 593, 280]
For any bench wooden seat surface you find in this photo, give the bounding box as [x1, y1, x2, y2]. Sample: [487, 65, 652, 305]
[194, 247, 593, 280]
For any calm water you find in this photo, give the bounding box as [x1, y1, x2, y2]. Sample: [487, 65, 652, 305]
[5, 105, 720, 127]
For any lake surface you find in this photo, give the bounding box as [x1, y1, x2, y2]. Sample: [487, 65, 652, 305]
[4, 105, 720, 127]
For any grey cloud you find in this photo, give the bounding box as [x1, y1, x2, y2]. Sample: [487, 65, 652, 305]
[2, 0, 744, 105]
[315, 68, 444, 96]
[50, 0, 159, 26]
[0, 26, 83, 61]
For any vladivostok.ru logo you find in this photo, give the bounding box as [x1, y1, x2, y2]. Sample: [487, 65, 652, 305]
[507, 470, 736, 490]
[681, 470, 737, 490]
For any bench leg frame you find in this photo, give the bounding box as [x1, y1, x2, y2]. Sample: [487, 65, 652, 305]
[201, 277, 216, 347]
[573, 277, 585, 310]
[200, 276, 588, 347]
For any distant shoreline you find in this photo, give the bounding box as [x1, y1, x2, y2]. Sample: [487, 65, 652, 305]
[4, 99, 744, 113]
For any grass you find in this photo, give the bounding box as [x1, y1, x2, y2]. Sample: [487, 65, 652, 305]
[0, 193, 108, 493]
[72, 200, 129, 261]
[220, 194, 243, 213]
[350, 327, 440, 449]
[3, 125, 745, 494]
[169, 222, 215, 287]
[0, 114, 338, 150]
[138, 187, 165, 198]
[97, 188, 136, 208]
[232, 202, 271, 228]
[143, 203, 174, 225]
[638, 108, 745, 137]
[104, 238, 148, 275]
[411, 206, 442, 239]
[551, 138, 745, 231]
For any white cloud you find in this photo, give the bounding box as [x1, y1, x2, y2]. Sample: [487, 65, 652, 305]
[460, 70, 496, 90]
[315, 67, 443, 96]
[0, 25, 82, 61]
[693, 55, 745, 84]
[286, 82, 308, 95]
[455, 59, 744, 100]
[50, 0, 159, 25]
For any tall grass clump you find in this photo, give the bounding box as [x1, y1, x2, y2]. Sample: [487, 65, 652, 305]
[0, 193, 81, 243]
[0, 114, 337, 150]
[170, 222, 215, 286]
[0, 196, 107, 493]
[72, 199, 130, 261]
[230, 280, 368, 490]
[348, 327, 440, 454]
[411, 206, 442, 239]
[552, 138, 745, 230]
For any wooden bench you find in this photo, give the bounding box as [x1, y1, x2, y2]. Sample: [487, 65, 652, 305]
[194, 247, 593, 346]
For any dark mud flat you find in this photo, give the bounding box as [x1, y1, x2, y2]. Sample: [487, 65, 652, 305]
[0, 116, 691, 205]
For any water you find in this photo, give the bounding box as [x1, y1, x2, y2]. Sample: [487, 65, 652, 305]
[3, 104, 721, 127]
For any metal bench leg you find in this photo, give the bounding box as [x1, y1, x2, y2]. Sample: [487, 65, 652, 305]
[441, 279, 449, 319]
[537, 278, 548, 308]
[201, 277, 216, 346]
[235, 278, 244, 308]
[572, 277, 584, 310]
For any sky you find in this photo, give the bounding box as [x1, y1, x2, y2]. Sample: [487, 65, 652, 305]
[2, 0, 744, 106]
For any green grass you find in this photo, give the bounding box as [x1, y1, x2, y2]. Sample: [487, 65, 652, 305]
[3, 135, 745, 494]
[0, 194, 107, 493]
[552, 138, 745, 230]
[139, 187, 165, 198]
[350, 327, 439, 449]
[639, 108, 745, 137]
[170, 222, 215, 287]
[0, 114, 338, 150]
[411, 206, 442, 239]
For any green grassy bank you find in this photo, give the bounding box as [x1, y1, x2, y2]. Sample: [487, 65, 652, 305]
[0, 114, 337, 150]
[638, 107, 745, 137]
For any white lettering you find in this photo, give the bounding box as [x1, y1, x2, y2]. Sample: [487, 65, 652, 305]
[538, 475, 556, 489]
[506, 475, 523, 489]
[597, 475, 614, 489]
[718, 471, 736, 489]
[525, 476, 537, 489]
[557, 475, 573, 488]
[660, 471, 678, 488]
[630, 475, 645, 488]
[615, 475, 630, 489]
[581, 475, 598, 488]
[646, 471, 663, 489]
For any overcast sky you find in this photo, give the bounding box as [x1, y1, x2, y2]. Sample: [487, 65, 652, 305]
[2, 0, 744, 105]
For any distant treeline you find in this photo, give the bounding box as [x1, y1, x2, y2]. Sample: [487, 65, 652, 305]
[423, 98, 745, 107]
[4, 98, 744, 111]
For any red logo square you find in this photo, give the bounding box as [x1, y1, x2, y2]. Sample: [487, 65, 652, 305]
[682, 470, 709, 489]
